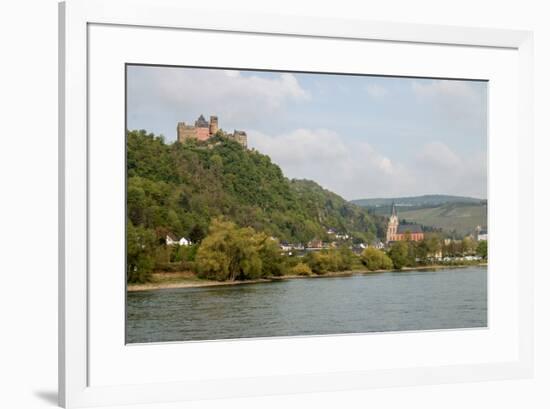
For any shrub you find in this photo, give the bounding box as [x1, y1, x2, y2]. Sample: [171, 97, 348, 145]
[304, 249, 353, 274]
[305, 251, 332, 274]
[179, 260, 196, 272]
[361, 248, 393, 271]
[336, 247, 357, 271]
[290, 262, 312, 276]
[171, 244, 198, 262]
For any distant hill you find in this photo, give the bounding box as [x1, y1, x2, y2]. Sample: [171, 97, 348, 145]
[351, 194, 484, 208]
[396, 202, 487, 237]
[352, 195, 487, 237]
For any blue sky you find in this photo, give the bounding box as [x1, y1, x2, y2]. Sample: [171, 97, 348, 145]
[127, 65, 487, 200]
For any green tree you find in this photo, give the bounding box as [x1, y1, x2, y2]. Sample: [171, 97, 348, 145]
[476, 240, 488, 259]
[449, 240, 463, 256]
[195, 218, 278, 281]
[425, 236, 442, 257]
[209, 154, 223, 173]
[462, 236, 477, 255]
[336, 247, 357, 271]
[304, 251, 331, 274]
[414, 240, 429, 264]
[189, 224, 206, 244]
[388, 241, 410, 269]
[257, 235, 286, 276]
[172, 243, 198, 263]
[361, 247, 393, 271]
[126, 221, 156, 283]
[407, 240, 418, 267]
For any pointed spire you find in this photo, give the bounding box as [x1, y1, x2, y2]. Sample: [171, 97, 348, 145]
[391, 201, 397, 217]
[195, 114, 209, 128]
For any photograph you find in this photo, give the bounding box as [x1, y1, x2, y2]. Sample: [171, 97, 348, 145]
[125, 65, 488, 343]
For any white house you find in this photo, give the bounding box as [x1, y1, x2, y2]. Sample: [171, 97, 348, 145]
[166, 234, 191, 246]
[280, 242, 292, 251]
[166, 234, 178, 246]
[369, 240, 384, 250]
[476, 225, 488, 241]
[178, 237, 190, 246]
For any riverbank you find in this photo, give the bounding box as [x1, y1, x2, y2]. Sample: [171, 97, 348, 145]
[127, 263, 487, 292]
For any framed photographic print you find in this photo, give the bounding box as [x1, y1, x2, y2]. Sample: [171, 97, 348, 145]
[59, 0, 534, 407]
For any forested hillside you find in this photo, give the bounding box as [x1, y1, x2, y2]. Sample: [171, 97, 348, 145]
[127, 130, 379, 247]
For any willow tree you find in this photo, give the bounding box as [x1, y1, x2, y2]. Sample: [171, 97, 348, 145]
[196, 218, 282, 281]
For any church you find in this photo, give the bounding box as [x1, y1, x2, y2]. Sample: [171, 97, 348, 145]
[386, 203, 424, 243]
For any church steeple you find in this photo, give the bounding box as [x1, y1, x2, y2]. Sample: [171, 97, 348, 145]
[391, 202, 397, 217]
[387, 202, 399, 244]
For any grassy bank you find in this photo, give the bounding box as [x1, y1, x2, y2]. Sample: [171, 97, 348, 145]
[127, 263, 486, 292]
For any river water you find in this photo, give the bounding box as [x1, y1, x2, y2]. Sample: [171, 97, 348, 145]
[126, 266, 487, 343]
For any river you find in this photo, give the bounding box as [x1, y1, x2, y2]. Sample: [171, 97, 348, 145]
[126, 266, 487, 343]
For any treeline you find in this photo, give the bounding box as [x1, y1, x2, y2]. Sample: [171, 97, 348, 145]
[126, 130, 382, 282]
[129, 215, 488, 283]
[129, 216, 364, 282]
[362, 236, 487, 271]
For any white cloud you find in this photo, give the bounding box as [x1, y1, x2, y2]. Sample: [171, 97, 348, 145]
[411, 80, 485, 124]
[157, 69, 309, 111]
[249, 129, 486, 200]
[127, 67, 310, 132]
[417, 141, 461, 170]
[250, 129, 348, 164]
[249, 128, 414, 199]
[414, 141, 486, 198]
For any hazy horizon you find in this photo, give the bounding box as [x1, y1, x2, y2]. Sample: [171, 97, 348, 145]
[127, 65, 487, 201]
[347, 193, 486, 201]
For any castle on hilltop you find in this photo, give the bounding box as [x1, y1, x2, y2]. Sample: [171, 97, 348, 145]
[177, 114, 247, 147]
[386, 202, 424, 243]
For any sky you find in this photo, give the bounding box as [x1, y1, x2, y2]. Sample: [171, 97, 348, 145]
[127, 65, 487, 201]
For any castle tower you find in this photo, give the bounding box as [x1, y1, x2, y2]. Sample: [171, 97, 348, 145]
[386, 202, 399, 243]
[194, 114, 208, 128]
[232, 130, 248, 148]
[177, 122, 197, 143]
[209, 116, 218, 135]
[194, 114, 210, 141]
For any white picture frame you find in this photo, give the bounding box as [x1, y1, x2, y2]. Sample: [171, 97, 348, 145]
[59, 0, 534, 407]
